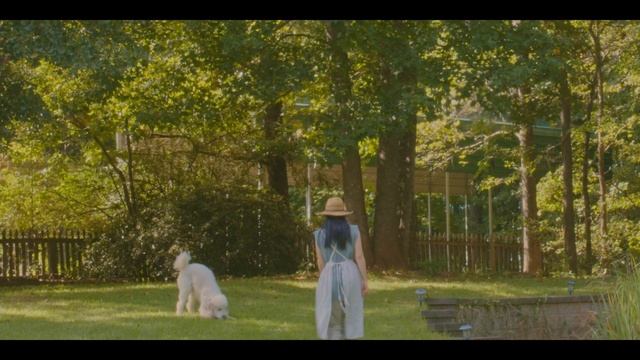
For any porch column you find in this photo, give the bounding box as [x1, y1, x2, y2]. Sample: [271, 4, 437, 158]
[445, 171, 451, 272]
[464, 182, 469, 271]
[427, 172, 432, 261]
[305, 163, 312, 226]
[489, 186, 496, 272]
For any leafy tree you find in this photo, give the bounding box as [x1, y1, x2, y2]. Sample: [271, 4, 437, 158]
[449, 20, 563, 274]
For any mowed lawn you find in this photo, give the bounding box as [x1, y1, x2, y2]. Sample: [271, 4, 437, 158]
[0, 274, 614, 339]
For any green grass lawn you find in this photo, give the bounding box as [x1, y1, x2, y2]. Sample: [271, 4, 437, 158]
[0, 273, 614, 339]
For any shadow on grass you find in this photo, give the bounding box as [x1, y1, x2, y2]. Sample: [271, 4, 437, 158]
[0, 275, 615, 339]
[0, 312, 317, 339]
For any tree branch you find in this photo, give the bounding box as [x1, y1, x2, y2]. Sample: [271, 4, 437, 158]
[50, 190, 116, 221]
[124, 117, 137, 218]
[68, 116, 134, 217]
[277, 32, 327, 45]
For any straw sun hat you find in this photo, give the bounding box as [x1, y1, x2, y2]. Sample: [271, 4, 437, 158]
[316, 197, 353, 217]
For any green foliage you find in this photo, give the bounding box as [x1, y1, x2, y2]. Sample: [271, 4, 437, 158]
[0, 121, 117, 229]
[449, 21, 561, 125]
[416, 119, 466, 171]
[417, 258, 449, 276]
[3, 20, 640, 278]
[83, 185, 309, 280]
[171, 186, 308, 276]
[596, 263, 640, 339]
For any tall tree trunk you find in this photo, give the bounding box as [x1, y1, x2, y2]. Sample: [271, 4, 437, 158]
[325, 20, 374, 263]
[391, 20, 418, 268]
[559, 69, 578, 274]
[74, 117, 134, 222]
[342, 146, 374, 261]
[373, 64, 406, 269]
[263, 101, 289, 204]
[582, 72, 597, 275]
[518, 123, 542, 274]
[124, 117, 137, 224]
[373, 129, 407, 269]
[590, 21, 608, 236]
[582, 131, 593, 274]
[371, 56, 417, 270]
[371, 22, 417, 270]
[596, 77, 607, 236]
[399, 101, 417, 265]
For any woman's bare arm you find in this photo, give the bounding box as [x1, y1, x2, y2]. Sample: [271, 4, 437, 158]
[354, 235, 368, 296]
[315, 241, 325, 273]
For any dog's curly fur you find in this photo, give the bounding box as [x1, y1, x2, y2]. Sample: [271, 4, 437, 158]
[174, 252, 229, 319]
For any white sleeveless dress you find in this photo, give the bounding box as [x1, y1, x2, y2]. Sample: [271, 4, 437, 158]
[315, 231, 364, 340]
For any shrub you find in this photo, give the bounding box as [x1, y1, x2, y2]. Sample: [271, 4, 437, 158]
[83, 185, 311, 280]
[596, 262, 640, 339]
[418, 258, 449, 276]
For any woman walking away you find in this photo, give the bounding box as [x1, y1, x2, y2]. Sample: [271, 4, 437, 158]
[314, 197, 368, 340]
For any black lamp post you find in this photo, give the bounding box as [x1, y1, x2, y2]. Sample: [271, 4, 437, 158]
[460, 324, 473, 340]
[415, 288, 427, 308]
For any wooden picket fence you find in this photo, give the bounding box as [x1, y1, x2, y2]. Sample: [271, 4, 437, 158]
[0, 229, 93, 280]
[412, 231, 522, 273]
[298, 229, 522, 274]
[2, 227, 520, 278]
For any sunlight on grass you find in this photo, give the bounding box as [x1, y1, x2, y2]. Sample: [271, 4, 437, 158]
[0, 274, 615, 339]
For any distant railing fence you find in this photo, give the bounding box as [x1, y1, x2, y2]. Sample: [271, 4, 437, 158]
[0, 229, 93, 279]
[3, 228, 521, 279]
[298, 229, 522, 273]
[412, 230, 522, 273]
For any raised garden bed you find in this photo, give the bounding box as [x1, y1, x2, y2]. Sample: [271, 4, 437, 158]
[422, 294, 608, 339]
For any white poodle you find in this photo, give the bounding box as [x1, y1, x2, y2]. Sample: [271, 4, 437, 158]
[173, 251, 229, 319]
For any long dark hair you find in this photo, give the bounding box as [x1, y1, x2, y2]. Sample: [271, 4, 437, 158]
[322, 216, 351, 250]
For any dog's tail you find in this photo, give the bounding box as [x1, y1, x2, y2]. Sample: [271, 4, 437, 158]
[173, 251, 191, 272]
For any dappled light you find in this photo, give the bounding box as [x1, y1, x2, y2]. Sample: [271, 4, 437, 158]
[1, 20, 637, 339]
[0, 275, 615, 339]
